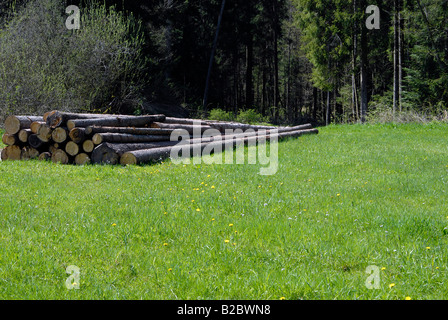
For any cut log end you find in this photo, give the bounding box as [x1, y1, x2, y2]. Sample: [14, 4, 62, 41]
[2, 133, 17, 146]
[18, 129, 32, 143]
[2, 145, 22, 161]
[75, 153, 91, 165]
[65, 141, 80, 156]
[4, 116, 21, 135]
[82, 140, 95, 153]
[52, 127, 68, 143]
[38, 152, 52, 161]
[69, 127, 86, 144]
[120, 153, 138, 165]
[51, 149, 69, 164]
[21, 146, 39, 160]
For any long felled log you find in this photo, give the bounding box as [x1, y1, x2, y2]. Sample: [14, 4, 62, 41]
[45, 110, 118, 128]
[164, 117, 210, 126]
[150, 122, 214, 135]
[91, 141, 183, 165]
[120, 128, 319, 165]
[4, 115, 43, 135]
[67, 114, 166, 130]
[92, 132, 172, 145]
[85, 126, 175, 136]
[206, 121, 276, 133]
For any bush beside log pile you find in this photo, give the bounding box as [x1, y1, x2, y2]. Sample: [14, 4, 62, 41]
[0, 111, 318, 165]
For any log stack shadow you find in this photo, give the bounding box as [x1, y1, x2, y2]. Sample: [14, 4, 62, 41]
[1, 111, 319, 165]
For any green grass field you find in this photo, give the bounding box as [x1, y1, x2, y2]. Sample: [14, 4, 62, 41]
[0, 123, 447, 300]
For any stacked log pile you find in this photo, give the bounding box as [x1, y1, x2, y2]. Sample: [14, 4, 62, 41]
[1, 111, 318, 165]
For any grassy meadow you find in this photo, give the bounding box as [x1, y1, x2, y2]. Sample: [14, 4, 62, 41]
[0, 123, 447, 299]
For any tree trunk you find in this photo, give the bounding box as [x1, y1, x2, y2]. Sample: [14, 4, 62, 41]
[4, 115, 43, 135]
[360, 16, 368, 123]
[150, 122, 213, 134]
[85, 126, 177, 136]
[120, 128, 318, 165]
[67, 115, 166, 130]
[92, 133, 172, 145]
[45, 110, 118, 128]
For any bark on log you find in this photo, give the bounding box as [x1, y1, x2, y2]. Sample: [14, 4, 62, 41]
[2, 133, 17, 146]
[82, 140, 95, 153]
[4, 115, 43, 135]
[65, 141, 80, 156]
[52, 127, 68, 143]
[38, 152, 52, 161]
[75, 153, 91, 165]
[21, 146, 39, 160]
[45, 110, 118, 128]
[51, 149, 69, 164]
[1, 145, 22, 161]
[150, 122, 214, 135]
[69, 127, 87, 143]
[18, 129, 32, 143]
[28, 134, 46, 149]
[206, 121, 276, 133]
[120, 128, 318, 165]
[67, 115, 166, 130]
[85, 126, 175, 136]
[92, 132, 172, 145]
[164, 117, 209, 126]
[91, 141, 187, 164]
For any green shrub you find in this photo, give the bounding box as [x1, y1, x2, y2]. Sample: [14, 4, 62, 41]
[0, 0, 147, 121]
[208, 108, 235, 122]
[236, 109, 268, 124]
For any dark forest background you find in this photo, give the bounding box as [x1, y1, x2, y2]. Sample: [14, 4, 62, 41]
[1, 0, 447, 125]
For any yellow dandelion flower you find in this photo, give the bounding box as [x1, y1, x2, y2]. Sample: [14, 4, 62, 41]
[196, 208, 201, 212]
[164, 212, 167, 215]
[211, 185, 215, 189]
[426, 247, 431, 250]
[191, 199, 195, 202]
[211, 218, 215, 221]
[224, 239, 230, 243]
[280, 297, 286, 300]
[207, 175, 211, 178]
[381, 267, 386, 271]
[389, 283, 395, 289]
[235, 230, 238, 234]
[337, 193, 340, 197]
[112, 223, 117, 227]
[168, 268, 172, 272]
[229, 223, 234, 227]
[232, 243, 236, 246]
[163, 243, 168, 246]
[405, 296, 411, 300]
